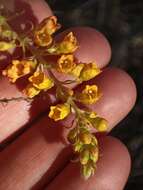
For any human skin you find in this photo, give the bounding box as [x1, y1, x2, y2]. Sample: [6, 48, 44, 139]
[0, 0, 137, 190]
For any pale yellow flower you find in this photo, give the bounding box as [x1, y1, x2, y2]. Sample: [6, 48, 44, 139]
[29, 71, 54, 90]
[49, 103, 70, 121]
[2, 60, 35, 83]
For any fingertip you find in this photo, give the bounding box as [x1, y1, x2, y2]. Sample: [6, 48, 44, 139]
[99, 136, 131, 175]
[95, 136, 131, 190]
[26, 0, 53, 21]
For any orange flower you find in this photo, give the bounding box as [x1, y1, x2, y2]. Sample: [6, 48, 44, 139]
[2, 60, 36, 83]
[57, 54, 76, 73]
[48, 32, 78, 54]
[34, 16, 60, 47]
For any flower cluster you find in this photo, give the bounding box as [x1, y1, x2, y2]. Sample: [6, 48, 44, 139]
[0, 12, 108, 179]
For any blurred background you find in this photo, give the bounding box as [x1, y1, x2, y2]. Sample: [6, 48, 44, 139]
[46, 0, 143, 189]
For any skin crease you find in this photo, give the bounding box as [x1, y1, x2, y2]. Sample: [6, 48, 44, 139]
[0, 0, 137, 190]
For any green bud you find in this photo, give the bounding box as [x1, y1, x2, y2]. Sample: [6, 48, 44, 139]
[90, 146, 99, 163]
[82, 163, 95, 180]
[80, 149, 90, 165]
[73, 141, 83, 152]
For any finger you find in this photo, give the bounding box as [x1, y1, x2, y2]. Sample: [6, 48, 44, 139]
[0, 16, 111, 143]
[46, 136, 131, 190]
[0, 68, 136, 190]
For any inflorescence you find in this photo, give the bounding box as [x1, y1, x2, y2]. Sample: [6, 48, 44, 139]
[0, 9, 108, 179]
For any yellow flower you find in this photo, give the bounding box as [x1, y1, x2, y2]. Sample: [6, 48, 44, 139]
[56, 54, 76, 73]
[2, 60, 35, 83]
[23, 84, 40, 98]
[48, 32, 78, 54]
[79, 62, 101, 81]
[29, 71, 54, 90]
[0, 41, 15, 51]
[76, 85, 101, 104]
[49, 103, 70, 121]
[34, 16, 60, 47]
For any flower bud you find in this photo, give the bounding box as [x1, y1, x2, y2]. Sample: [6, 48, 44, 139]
[82, 163, 95, 180]
[89, 146, 99, 163]
[80, 149, 90, 165]
[67, 128, 78, 144]
[91, 117, 108, 132]
[79, 132, 92, 144]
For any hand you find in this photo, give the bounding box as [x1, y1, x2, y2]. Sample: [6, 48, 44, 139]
[0, 0, 137, 190]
